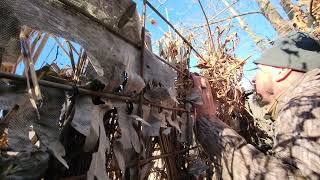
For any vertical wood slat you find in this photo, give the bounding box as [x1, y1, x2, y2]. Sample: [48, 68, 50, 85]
[32, 33, 50, 64]
[30, 31, 43, 54]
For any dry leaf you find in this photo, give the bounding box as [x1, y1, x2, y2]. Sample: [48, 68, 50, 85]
[164, 109, 182, 133]
[116, 103, 141, 153]
[72, 96, 96, 136]
[130, 115, 151, 126]
[87, 114, 109, 180]
[143, 108, 167, 137]
[113, 140, 126, 174]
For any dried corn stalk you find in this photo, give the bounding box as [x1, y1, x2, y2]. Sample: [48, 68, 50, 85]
[158, 32, 192, 70]
[195, 24, 245, 130]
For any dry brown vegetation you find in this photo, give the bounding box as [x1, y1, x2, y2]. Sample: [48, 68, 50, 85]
[293, 0, 320, 37]
[1, 0, 320, 179]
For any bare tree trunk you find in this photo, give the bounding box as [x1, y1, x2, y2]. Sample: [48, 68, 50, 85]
[255, 0, 293, 35]
[279, 0, 295, 20]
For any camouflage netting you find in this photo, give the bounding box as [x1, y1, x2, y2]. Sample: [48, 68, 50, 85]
[0, 1, 20, 70]
[0, 0, 211, 179]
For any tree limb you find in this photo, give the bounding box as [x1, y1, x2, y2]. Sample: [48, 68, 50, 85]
[197, 0, 215, 55]
[191, 11, 262, 30]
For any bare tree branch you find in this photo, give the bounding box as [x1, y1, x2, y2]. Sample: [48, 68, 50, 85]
[198, 0, 215, 55]
[255, 0, 293, 36]
[191, 11, 261, 30]
[208, 0, 239, 22]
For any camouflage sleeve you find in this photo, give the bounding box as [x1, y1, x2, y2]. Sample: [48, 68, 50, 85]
[273, 71, 320, 178]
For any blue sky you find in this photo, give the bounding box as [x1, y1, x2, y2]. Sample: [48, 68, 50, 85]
[16, 35, 81, 75]
[135, 0, 289, 89]
[17, 0, 289, 90]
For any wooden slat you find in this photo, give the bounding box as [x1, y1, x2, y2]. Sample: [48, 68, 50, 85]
[50, 34, 69, 57]
[32, 33, 50, 64]
[66, 41, 76, 71]
[30, 31, 43, 53]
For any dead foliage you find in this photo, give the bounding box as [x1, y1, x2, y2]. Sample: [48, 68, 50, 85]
[194, 23, 247, 131]
[291, 0, 320, 38]
[0, 22, 209, 180]
[0, 132, 8, 148]
[157, 31, 215, 180]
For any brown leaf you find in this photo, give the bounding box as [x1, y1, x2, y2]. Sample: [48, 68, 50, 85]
[116, 103, 141, 153]
[87, 114, 109, 180]
[164, 110, 181, 133]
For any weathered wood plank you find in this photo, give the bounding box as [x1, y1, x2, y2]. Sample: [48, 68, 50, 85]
[2, 0, 176, 97]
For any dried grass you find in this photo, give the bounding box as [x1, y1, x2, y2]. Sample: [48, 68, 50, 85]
[194, 23, 247, 129]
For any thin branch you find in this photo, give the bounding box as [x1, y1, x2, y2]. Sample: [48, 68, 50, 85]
[146, 0, 167, 18]
[75, 48, 84, 79]
[68, 42, 79, 55]
[198, 0, 215, 55]
[208, 0, 239, 22]
[213, 11, 262, 25]
[146, 0, 207, 62]
[279, 0, 295, 20]
[191, 11, 262, 30]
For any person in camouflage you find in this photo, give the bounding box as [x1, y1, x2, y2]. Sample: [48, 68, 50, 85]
[253, 32, 320, 178]
[195, 32, 320, 179]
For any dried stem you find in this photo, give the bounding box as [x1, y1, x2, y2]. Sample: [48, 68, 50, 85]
[198, 0, 215, 55]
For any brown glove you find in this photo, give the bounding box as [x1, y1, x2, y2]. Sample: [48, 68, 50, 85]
[191, 74, 217, 119]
